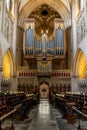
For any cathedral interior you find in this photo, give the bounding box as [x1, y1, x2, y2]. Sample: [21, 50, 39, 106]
[0, 0, 87, 130]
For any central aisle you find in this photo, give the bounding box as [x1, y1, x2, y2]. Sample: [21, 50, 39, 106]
[29, 99, 59, 130]
[3, 99, 87, 130]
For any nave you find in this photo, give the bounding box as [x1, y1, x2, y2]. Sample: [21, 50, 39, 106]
[2, 99, 87, 130]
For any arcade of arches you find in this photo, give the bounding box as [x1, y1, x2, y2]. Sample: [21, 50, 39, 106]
[1, 0, 87, 129]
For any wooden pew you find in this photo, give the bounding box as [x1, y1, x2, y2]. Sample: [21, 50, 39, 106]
[0, 103, 22, 130]
[13, 94, 34, 120]
[72, 106, 87, 130]
[66, 102, 76, 124]
[1, 126, 12, 130]
[0, 105, 7, 116]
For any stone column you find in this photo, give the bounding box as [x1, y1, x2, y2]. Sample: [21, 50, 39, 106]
[71, 0, 78, 91]
[71, 0, 77, 60]
[71, 77, 79, 92]
[0, 67, 3, 92]
[12, 0, 19, 60]
[10, 73, 18, 92]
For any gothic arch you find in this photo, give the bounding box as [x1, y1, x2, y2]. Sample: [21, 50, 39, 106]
[18, 0, 71, 27]
[39, 81, 50, 99]
[74, 48, 86, 79]
[3, 48, 16, 79]
[39, 80, 51, 87]
[8, 48, 16, 74]
[19, 0, 70, 12]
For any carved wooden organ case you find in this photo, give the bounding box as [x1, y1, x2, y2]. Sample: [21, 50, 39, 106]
[23, 18, 66, 74]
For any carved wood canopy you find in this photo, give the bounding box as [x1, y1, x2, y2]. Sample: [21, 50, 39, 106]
[28, 4, 61, 38]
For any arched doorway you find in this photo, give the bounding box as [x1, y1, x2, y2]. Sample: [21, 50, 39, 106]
[74, 48, 86, 79]
[39, 81, 50, 99]
[3, 49, 13, 79]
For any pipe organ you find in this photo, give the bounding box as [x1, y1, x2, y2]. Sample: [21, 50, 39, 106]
[47, 38, 55, 55]
[55, 27, 64, 55]
[42, 33, 47, 56]
[23, 19, 35, 55]
[34, 38, 42, 55]
[25, 27, 34, 55]
[23, 19, 65, 57]
[37, 61, 52, 74]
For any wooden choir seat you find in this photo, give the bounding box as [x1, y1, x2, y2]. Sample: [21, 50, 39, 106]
[6, 106, 10, 112]
[66, 102, 76, 124]
[82, 106, 87, 120]
[14, 105, 27, 120]
[3, 127, 11, 130]
[0, 105, 7, 116]
[81, 128, 87, 130]
[82, 106, 87, 114]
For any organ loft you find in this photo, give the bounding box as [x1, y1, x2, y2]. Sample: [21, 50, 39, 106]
[0, 0, 87, 130]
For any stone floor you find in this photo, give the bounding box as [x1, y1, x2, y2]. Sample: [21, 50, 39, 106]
[2, 99, 87, 130]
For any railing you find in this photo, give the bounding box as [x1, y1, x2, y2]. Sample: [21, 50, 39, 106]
[72, 106, 87, 118]
[52, 70, 71, 78]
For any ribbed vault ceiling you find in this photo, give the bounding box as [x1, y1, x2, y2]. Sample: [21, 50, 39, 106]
[18, 0, 71, 28]
[19, 0, 71, 12]
[29, 4, 61, 37]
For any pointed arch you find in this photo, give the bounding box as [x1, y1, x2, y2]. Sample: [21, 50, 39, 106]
[74, 48, 86, 79]
[39, 81, 50, 99]
[3, 48, 16, 79]
[9, 48, 17, 74]
[19, 0, 71, 12]
[18, 0, 71, 27]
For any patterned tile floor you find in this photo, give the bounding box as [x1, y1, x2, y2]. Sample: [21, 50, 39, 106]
[2, 99, 87, 130]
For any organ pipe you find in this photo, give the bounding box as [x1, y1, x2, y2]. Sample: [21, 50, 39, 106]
[55, 27, 64, 55]
[24, 19, 65, 57]
[25, 27, 34, 55]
